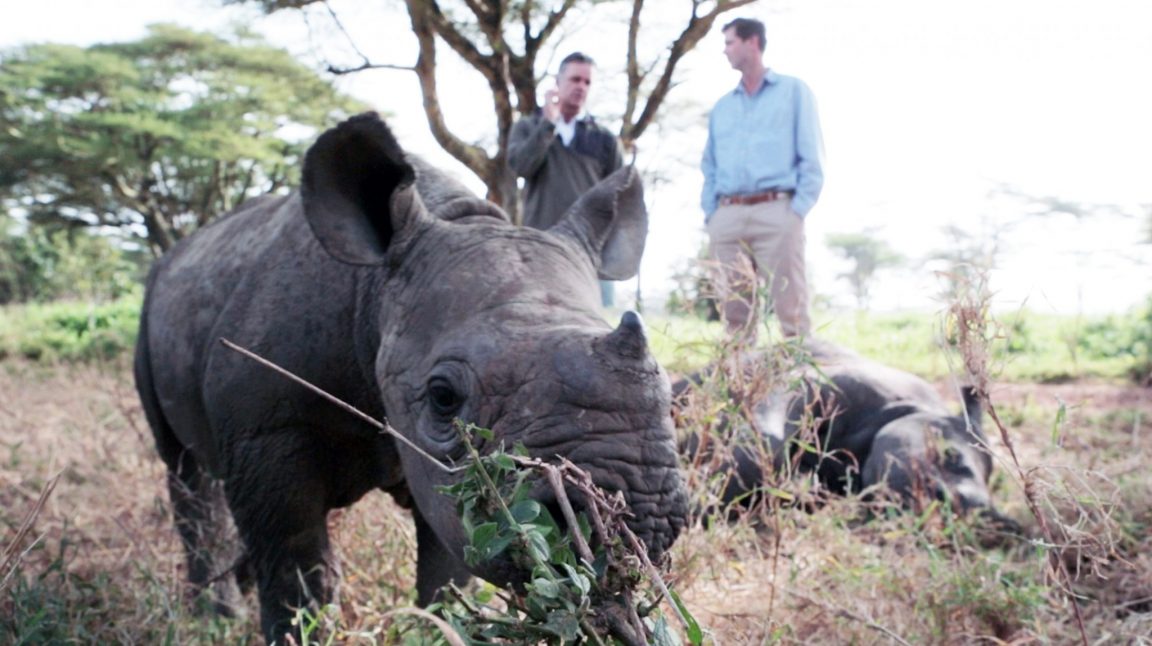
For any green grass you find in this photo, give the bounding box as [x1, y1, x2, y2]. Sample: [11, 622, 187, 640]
[3, 293, 1148, 384]
[645, 304, 1151, 384]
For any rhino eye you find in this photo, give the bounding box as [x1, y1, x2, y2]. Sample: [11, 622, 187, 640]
[427, 377, 463, 418]
[942, 447, 971, 474]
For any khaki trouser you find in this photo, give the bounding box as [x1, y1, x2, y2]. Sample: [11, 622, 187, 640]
[706, 198, 811, 339]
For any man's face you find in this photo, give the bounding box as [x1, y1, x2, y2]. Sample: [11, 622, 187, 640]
[556, 62, 593, 116]
[723, 28, 761, 70]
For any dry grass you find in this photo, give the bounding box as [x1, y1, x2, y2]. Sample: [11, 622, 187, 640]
[1, 354, 1150, 644]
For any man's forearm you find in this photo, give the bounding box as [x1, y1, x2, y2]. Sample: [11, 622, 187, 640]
[508, 118, 554, 177]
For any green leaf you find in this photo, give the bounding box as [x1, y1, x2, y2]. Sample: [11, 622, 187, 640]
[542, 610, 582, 641]
[492, 453, 516, 471]
[509, 499, 542, 523]
[484, 533, 515, 560]
[792, 438, 819, 455]
[526, 530, 552, 563]
[668, 589, 704, 645]
[469, 522, 499, 550]
[561, 563, 592, 596]
[764, 486, 795, 501]
[529, 577, 560, 599]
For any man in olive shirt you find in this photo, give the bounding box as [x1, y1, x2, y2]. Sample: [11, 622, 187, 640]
[509, 52, 625, 306]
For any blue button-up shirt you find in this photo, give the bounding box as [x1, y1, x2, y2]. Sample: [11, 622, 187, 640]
[701, 70, 825, 219]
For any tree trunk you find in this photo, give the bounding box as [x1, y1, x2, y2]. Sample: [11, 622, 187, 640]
[485, 163, 521, 225]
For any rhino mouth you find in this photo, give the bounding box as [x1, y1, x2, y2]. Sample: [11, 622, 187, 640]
[535, 476, 684, 561]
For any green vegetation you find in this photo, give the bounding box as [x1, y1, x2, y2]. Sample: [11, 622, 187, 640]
[224, 431, 696, 644]
[647, 299, 1152, 385]
[0, 216, 144, 306]
[825, 230, 905, 310]
[0, 25, 367, 253]
[3, 294, 1149, 386]
[0, 294, 140, 362]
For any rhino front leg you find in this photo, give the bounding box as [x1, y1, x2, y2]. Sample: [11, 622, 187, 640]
[414, 506, 471, 606]
[225, 433, 341, 644]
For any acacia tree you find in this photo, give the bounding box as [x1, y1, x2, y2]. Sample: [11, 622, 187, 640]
[0, 25, 366, 255]
[826, 230, 904, 310]
[238, 0, 757, 222]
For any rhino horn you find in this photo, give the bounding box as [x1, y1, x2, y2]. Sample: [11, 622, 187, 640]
[597, 311, 649, 360]
[301, 111, 430, 265]
[551, 165, 648, 280]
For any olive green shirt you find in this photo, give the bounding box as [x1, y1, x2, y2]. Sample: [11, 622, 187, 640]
[508, 112, 624, 230]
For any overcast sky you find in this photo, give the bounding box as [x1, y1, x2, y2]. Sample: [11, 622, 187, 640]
[4, 0, 1150, 314]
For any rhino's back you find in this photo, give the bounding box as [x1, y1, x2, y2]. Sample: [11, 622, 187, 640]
[139, 194, 373, 473]
[806, 339, 946, 414]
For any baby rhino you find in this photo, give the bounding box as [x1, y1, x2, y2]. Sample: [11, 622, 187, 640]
[676, 341, 1014, 526]
[135, 113, 687, 644]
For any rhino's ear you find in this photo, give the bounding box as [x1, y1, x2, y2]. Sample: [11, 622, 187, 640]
[301, 112, 430, 265]
[551, 166, 647, 280]
[960, 386, 984, 438]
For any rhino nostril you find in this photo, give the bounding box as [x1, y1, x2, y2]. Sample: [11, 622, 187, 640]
[928, 481, 954, 507]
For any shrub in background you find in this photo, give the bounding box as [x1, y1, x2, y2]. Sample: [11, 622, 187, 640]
[1072, 296, 1152, 385]
[0, 218, 144, 306]
[0, 295, 140, 362]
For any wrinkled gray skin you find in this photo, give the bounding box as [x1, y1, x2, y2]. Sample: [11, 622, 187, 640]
[676, 341, 1011, 524]
[134, 113, 687, 644]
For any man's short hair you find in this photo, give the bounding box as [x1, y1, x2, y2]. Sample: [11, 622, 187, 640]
[559, 52, 595, 75]
[723, 18, 766, 51]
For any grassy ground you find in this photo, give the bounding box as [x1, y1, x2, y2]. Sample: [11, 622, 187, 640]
[2, 307, 1151, 643]
[645, 305, 1148, 384]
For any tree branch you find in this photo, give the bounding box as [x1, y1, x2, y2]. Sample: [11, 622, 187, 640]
[621, 0, 758, 143]
[621, 0, 643, 141]
[532, 0, 578, 52]
[404, 0, 492, 180]
[327, 61, 416, 74]
[423, 0, 500, 84]
[322, 0, 375, 70]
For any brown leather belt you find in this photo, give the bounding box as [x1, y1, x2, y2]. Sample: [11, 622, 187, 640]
[719, 190, 792, 206]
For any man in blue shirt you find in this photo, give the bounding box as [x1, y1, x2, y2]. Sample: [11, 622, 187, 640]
[701, 17, 824, 340]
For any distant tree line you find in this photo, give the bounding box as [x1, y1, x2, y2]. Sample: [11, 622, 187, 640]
[0, 24, 366, 259]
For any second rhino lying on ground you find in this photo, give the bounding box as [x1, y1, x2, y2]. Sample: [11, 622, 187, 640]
[675, 340, 1017, 527]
